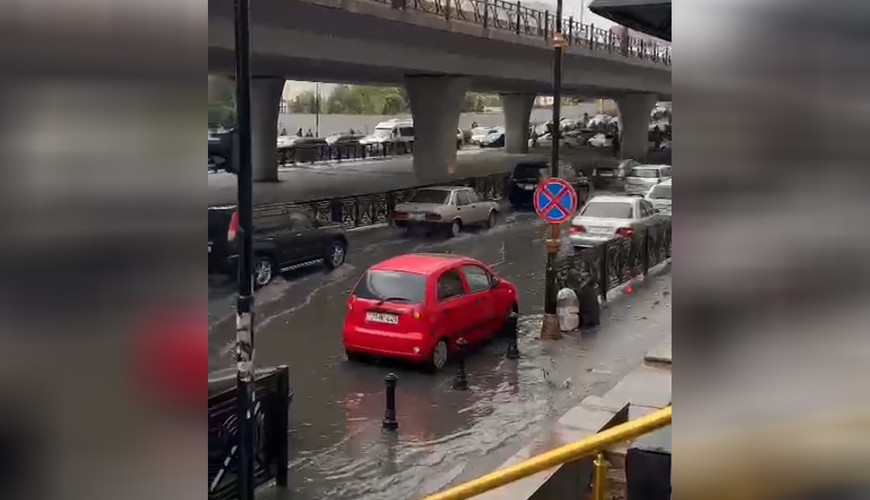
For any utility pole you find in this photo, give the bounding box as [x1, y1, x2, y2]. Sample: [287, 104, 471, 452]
[315, 82, 321, 137]
[542, 0, 565, 340]
[233, 0, 256, 498]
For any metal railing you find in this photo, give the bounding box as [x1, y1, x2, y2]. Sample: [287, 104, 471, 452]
[372, 0, 671, 65]
[277, 141, 416, 166]
[557, 219, 672, 304]
[208, 367, 291, 500]
[418, 406, 672, 500]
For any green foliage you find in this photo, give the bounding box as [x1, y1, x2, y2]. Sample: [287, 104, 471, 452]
[322, 85, 409, 115]
[289, 90, 319, 113]
[208, 85, 236, 128]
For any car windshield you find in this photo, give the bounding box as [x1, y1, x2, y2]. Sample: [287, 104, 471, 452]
[581, 201, 634, 219]
[649, 184, 671, 200]
[372, 127, 393, 138]
[353, 270, 427, 304]
[409, 189, 449, 204]
[513, 164, 545, 179]
[629, 168, 659, 179]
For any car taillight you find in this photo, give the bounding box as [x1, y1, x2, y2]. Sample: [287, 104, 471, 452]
[425, 213, 441, 221]
[391, 211, 408, 220]
[412, 308, 422, 320]
[616, 227, 634, 237]
[227, 211, 239, 242]
[570, 225, 586, 234]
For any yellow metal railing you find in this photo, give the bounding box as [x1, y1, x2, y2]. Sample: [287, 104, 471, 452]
[418, 406, 672, 500]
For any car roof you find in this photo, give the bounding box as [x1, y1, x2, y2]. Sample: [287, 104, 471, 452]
[370, 253, 475, 275]
[586, 195, 640, 204]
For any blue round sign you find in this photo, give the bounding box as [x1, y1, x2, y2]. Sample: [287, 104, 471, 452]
[533, 178, 577, 224]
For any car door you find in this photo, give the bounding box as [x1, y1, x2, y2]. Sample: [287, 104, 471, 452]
[463, 190, 487, 223]
[637, 199, 657, 233]
[256, 213, 292, 264]
[432, 268, 474, 346]
[286, 211, 320, 265]
[454, 190, 473, 222]
[458, 264, 497, 343]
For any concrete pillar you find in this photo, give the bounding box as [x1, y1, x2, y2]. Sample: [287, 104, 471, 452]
[250, 78, 285, 182]
[500, 93, 536, 154]
[615, 93, 657, 160]
[404, 76, 469, 181]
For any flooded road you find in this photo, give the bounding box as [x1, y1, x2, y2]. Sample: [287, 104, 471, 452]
[208, 211, 671, 500]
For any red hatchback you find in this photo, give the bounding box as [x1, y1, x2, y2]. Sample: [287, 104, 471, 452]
[342, 253, 518, 371]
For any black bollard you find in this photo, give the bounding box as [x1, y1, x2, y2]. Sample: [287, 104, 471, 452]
[506, 312, 520, 359]
[453, 338, 469, 390]
[382, 373, 398, 430]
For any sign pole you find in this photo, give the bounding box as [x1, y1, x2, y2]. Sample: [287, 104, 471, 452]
[534, 179, 575, 340]
[233, 0, 256, 498]
[543, 0, 565, 340]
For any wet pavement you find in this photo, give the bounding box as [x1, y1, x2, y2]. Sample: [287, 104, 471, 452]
[207, 210, 671, 500]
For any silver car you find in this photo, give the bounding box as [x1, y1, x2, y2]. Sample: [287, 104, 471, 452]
[645, 178, 671, 216]
[391, 186, 499, 237]
[624, 165, 672, 196]
[569, 195, 663, 248]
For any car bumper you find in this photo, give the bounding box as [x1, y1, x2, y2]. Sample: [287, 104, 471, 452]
[343, 327, 430, 362]
[392, 219, 448, 230]
[624, 185, 653, 195]
[569, 234, 615, 248]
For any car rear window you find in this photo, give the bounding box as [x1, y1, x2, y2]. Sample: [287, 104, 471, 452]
[629, 168, 660, 179]
[649, 184, 671, 200]
[409, 189, 449, 204]
[353, 270, 427, 304]
[581, 201, 634, 219]
[513, 163, 546, 179]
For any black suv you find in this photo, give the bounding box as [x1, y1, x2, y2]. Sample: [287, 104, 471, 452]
[208, 206, 348, 288]
[507, 161, 591, 209]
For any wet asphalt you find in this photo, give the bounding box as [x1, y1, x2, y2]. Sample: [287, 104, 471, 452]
[207, 209, 671, 500]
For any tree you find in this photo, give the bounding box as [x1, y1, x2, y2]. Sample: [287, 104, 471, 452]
[208, 85, 236, 128]
[289, 90, 318, 114]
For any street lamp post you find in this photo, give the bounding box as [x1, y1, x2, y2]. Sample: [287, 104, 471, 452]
[315, 82, 321, 137]
[542, 0, 565, 339]
[233, 0, 257, 498]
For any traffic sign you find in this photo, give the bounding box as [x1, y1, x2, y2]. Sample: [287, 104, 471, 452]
[534, 178, 577, 224]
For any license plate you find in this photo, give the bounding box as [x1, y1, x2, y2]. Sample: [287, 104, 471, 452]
[589, 226, 611, 234]
[408, 213, 424, 221]
[366, 312, 399, 325]
[599, 171, 613, 177]
[522, 184, 535, 191]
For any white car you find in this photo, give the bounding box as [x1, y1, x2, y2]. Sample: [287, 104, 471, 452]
[624, 165, 672, 196]
[645, 178, 671, 215]
[569, 195, 663, 248]
[470, 127, 498, 146]
[588, 133, 613, 148]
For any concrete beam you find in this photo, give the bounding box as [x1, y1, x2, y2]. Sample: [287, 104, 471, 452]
[616, 93, 657, 161]
[404, 75, 469, 181]
[250, 77, 285, 182]
[501, 94, 536, 154]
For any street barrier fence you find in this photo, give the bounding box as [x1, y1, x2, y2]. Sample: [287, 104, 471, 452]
[277, 141, 415, 166]
[557, 219, 672, 304]
[208, 366, 291, 500]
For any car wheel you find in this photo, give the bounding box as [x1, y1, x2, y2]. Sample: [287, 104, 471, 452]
[449, 219, 462, 238]
[252, 256, 274, 289]
[428, 339, 449, 371]
[346, 350, 366, 363]
[325, 240, 347, 269]
[486, 211, 497, 229]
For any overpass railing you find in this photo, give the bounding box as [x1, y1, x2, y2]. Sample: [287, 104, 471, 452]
[418, 406, 672, 500]
[377, 0, 671, 65]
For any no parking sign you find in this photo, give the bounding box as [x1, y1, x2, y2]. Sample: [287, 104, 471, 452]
[533, 178, 577, 224]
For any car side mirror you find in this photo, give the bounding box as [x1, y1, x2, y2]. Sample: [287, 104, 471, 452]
[491, 277, 501, 288]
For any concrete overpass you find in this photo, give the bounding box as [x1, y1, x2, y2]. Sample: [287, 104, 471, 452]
[208, 0, 672, 181]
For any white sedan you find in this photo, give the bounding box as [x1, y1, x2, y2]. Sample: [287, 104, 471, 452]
[588, 133, 613, 148]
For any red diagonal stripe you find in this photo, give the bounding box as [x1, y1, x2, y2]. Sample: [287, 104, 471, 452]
[540, 187, 569, 218]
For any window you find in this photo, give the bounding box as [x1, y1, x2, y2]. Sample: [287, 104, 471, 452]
[640, 200, 654, 217]
[581, 201, 634, 219]
[352, 271, 427, 304]
[455, 191, 472, 206]
[409, 189, 450, 205]
[465, 191, 479, 204]
[461, 265, 491, 293]
[661, 167, 672, 177]
[437, 270, 465, 301]
[629, 168, 660, 179]
[513, 163, 546, 180]
[288, 211, 313, 230]
[649, 184, 671, 200]
[559, 164, 576, 178]
[399, 127, 414, 137]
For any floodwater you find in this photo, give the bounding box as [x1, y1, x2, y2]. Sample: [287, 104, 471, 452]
[208, 210, 670, 500]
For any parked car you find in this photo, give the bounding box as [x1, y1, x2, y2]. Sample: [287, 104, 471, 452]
[277, 137, 329, 163]
[359, 119, 415, 147]
[470, 127, 498, 146]
[390, 186, 499, 237]
[569, 195, 663, 248]
[507, 161, 591, 209]
[325, 133, 365, 146]
[591, 159, 641, 189]
[342, 253, 518, 371]
[588, 133, 614, 148]
[645, 178, 671, 215]
[624, 164, 672, 196]
[208, 206, 348, 288]
[481, 127, 505, 148]
[208, 128, 234, 172]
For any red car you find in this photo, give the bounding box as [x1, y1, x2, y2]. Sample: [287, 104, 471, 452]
[342, 253, 518, 371]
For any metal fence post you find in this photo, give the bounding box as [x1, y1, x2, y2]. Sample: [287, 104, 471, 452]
[483, 0, 489, 28]
[516, 1, 521, 34]
[543, 10, 548, 39]
[589, 23, 595, 48]
[445, 0, 451, 20]
[567, 16, 573, 45]
[275, 366, 290, 488]
[643, 228, 650, 276]
[599, 242, 608, 304]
